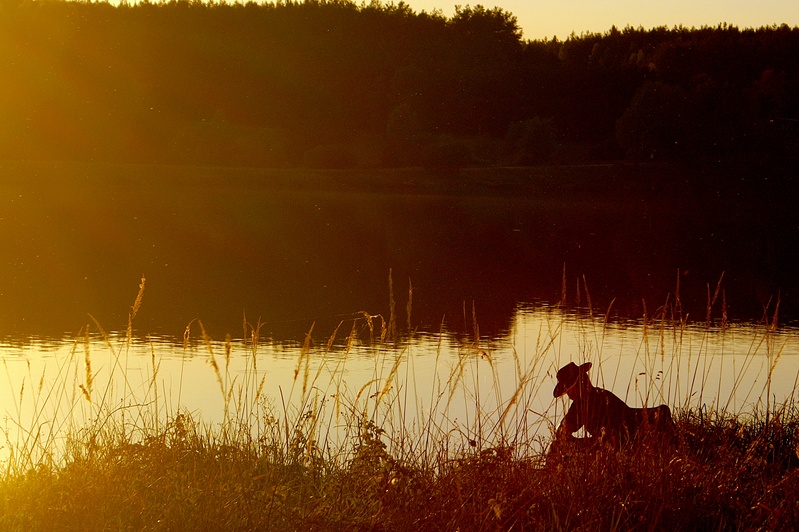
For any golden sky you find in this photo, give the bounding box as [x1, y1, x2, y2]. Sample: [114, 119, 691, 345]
[405, 1, 799, 39]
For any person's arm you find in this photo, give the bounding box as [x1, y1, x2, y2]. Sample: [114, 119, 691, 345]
[556, 402, 581, 440]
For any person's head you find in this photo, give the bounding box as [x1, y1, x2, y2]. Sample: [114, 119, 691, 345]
[553, 362, 592, 399]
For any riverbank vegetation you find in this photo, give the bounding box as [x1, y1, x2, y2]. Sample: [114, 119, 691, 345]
[0, 285, 797, 530]
[2, 402, 797, 530]
[1, 0, 798, 170]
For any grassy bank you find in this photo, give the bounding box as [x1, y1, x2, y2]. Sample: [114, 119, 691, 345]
[1, 408, 797, 531]
[0, 284, 797, 530]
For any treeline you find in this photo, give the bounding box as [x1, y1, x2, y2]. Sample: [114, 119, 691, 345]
[1, 0, 798, 168]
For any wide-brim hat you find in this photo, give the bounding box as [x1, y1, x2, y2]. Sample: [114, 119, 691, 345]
[553, 361, 592, 397]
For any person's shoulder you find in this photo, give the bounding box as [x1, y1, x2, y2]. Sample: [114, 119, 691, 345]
[593, 387, 626, 405]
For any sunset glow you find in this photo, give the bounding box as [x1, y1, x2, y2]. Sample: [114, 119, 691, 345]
[404, 0, 799, 39]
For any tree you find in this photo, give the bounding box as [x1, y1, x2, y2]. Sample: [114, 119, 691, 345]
[616, 82, 688, 160]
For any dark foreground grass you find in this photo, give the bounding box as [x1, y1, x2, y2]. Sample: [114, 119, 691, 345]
[0, 408, 797, 531]
[0, 280, 797, 531]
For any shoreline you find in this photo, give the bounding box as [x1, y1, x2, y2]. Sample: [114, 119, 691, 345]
[2, 158, 793, 198]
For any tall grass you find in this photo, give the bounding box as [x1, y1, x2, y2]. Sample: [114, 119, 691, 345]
[0, 276, 797, 530]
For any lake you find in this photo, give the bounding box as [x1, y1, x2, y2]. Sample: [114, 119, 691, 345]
[1, 161, 796, 339]
[1, 306, 796, 460]
[0, 161, 797, 455]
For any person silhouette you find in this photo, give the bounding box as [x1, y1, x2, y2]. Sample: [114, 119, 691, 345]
[551, 362, 676, 452]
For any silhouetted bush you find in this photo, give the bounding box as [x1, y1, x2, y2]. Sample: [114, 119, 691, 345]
[506, 117, 559, 165]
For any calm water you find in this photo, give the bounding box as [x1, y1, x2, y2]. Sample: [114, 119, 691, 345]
[1, 163, 797, 341]
[1, 307, 797, 459]
[1, 163, 798, 454]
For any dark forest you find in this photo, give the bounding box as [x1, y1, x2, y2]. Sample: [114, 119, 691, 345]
[1, 0, 798, 169]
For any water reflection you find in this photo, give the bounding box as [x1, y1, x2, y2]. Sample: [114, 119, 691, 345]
[2, 306, 797, 461]
[0, 164, 797, 341]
